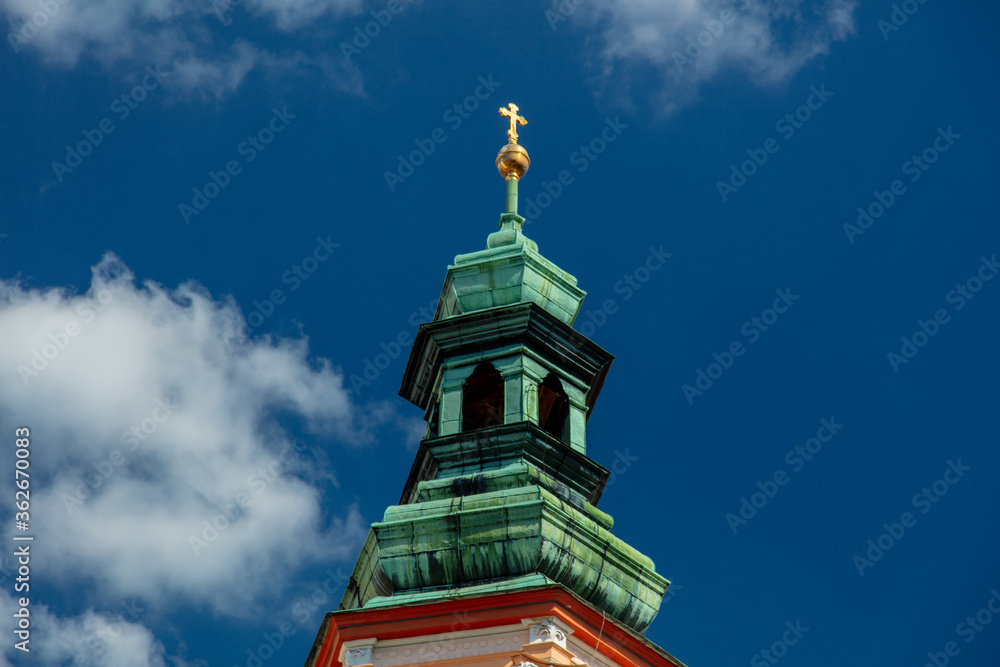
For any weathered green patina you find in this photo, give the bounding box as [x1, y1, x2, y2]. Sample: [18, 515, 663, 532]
[338, 217, 671, 633]
[436, 212, 585, 325]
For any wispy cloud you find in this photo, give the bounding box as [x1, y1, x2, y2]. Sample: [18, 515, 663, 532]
[1, 0, 363, 94]
[565, 0, 857, 114]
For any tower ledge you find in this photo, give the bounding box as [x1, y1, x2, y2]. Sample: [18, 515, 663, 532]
[434, 228, 586, 327]
[307, 586, 688, 667]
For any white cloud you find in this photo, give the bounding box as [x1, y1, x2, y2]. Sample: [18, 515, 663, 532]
[1, 0, 363, 94]
[0, 590, 196, 667]
[249, 0, 364, 31]
[169, 40, 273, 95]
[566, 0, 857, 113]
[0, 252, 390, 644]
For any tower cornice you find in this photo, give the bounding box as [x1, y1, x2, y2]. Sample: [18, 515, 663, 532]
[400, 303, 612, 417]
[396, 422, 612, 509]
[306, 586, 688, 667]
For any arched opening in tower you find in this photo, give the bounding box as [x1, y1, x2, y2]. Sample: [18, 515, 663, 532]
[462, 363, 504, 431]
[537, 373, 569, 441]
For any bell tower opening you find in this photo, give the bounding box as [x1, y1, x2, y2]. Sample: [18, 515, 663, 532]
[537, 373, 569, 441]
[462, 363, 504, 431]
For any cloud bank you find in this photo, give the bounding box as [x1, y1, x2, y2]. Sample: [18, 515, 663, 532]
[0, 253, 388, 664]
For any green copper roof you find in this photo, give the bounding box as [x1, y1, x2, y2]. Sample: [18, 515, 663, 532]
[398, 423, 613, 510]
[339, 468, 667, 632]
[338, 218, 672, 634]
[434, 215, 586, 326]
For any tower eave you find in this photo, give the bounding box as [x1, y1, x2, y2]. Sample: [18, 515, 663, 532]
[437, 241, 587, 326]
[395, 421, 613, 507]
[398, 302, 613, 414]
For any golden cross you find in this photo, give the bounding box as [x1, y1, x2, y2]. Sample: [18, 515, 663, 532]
[499, 103, 527, 144]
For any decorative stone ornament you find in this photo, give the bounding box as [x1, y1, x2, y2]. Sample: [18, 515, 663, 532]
[523, 616, 574, 649]
[339, 638, 377, 667]
[532, 621, 567, 646]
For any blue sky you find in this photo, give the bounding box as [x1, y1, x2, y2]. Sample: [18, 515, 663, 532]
[1, 0, 999, 665]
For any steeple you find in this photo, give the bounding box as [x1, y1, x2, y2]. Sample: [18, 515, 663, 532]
[332, 104, 671, 635]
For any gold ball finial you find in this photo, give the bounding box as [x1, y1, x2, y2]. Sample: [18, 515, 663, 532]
[496, 143, 530, 181]
[496, 103, 530, 181]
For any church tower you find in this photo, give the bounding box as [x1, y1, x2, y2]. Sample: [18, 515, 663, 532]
[305, 104, 687, 667]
